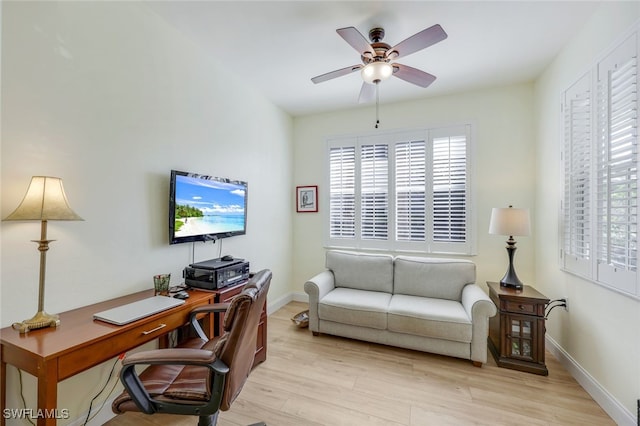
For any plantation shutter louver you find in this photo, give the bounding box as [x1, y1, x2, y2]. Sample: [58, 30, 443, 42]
[595, 33, 638, 293]
[396, 140, 426, 241]
[361, 144, 389, 240]
[432, 134, 467, 243]
[562, 73, 592, 276]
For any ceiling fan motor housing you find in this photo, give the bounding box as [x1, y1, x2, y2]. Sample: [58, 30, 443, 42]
[362, 28, 395, 64]
[368, 27, 385, 42]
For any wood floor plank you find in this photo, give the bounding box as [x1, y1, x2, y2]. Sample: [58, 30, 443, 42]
[104, 301, 614, 426]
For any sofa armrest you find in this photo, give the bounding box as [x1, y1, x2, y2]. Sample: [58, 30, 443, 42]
[461, 284, 498, 364]
[304, 270, 336, 332]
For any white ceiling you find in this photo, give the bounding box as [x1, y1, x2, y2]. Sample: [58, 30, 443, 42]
[146, 1, 601, 117]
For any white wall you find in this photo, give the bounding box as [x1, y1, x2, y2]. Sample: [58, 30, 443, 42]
[1, 2, 293, 424]
[292, 83, 536, 295]
[534, 2, 640, 424]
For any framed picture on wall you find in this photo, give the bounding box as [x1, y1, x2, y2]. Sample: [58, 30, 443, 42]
[296, 185, 318, 213]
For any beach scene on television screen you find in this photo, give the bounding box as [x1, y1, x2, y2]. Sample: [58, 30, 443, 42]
[175, 176, 245, 237]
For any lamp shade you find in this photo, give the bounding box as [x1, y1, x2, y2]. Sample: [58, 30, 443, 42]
[3, 176, 83, 221]
[489, 206, 530, 237]
[361, 61, 393, 84]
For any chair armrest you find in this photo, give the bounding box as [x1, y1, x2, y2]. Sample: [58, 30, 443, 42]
[190, 303, 230, 316]
[189, 303, 230, 340]
[122, 348, 220, 367]
[303, 270, 335, 332]
[461, 284, 497, 364]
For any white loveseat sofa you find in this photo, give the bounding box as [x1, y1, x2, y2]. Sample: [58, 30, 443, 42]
[304, 251, 497, 366]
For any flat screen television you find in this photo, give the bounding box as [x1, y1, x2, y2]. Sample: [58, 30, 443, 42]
[169, 170, 248, 245]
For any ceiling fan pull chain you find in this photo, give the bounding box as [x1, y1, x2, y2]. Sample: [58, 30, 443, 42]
[375, 82, 380, 129]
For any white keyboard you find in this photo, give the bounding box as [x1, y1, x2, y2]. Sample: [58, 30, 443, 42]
[93, 296, 185, 325]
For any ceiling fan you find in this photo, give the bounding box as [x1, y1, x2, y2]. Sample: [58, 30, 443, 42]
[311, 25, 448, 104]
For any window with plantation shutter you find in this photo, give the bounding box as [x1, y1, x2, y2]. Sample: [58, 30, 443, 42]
[326, 126, 474, 255]
[595, 33, 638, 294]
[560, 29, 639, 298]
[562, 72, 592, 277]
[329, 145, 356, 239]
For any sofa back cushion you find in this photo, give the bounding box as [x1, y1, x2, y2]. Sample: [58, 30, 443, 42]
[393, 256, 475, 301]
[326, 251, 394, 293]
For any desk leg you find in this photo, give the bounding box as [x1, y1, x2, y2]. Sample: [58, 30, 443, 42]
[37, 359, 58, 426]
[1, 356, 6, 426]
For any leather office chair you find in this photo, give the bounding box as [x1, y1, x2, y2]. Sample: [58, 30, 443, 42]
[112, 269, 271, 426]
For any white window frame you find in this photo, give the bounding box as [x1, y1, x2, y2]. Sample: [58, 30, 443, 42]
[324, 125, 475, 255]
[561, 28, 640, 298]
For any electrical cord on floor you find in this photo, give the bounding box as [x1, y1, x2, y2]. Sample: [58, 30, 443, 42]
[82, 355, 122, 426]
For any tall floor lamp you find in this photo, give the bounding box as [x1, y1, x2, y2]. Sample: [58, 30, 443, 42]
[489, 205, 530, 289]
[3, 176, 83, 333]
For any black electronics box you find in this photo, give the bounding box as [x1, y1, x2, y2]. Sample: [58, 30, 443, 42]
[183, 258, 250, 290]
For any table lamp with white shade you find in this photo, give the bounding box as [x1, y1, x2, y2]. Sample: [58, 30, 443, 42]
[489, 205, 530, 290]
[3, 176, 83, 333]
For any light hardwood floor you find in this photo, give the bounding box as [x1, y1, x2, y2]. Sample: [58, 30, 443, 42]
[105, 301, 614, 426]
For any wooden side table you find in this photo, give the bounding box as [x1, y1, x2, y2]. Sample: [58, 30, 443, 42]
[487, 281, 549, 375]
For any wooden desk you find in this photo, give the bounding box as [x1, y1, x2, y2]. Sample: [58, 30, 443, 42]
[0, 288, 215, 426]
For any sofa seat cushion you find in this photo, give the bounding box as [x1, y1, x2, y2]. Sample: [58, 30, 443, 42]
[387, 295, 472, 343]
[319, 288, 391, 330]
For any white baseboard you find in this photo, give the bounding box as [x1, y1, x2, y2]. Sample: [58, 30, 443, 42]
[266, 291, 307, 315]
[546, 335, 636, 426]
[291, 291, 308, 303]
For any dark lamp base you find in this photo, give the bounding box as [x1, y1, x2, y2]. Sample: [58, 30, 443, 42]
[500, 242, 524, 290]
[500, 279, 523, 290]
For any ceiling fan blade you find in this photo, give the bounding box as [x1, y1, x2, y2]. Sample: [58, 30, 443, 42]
[337, 27, 376, 58]
[358, 82, 376, 104]
[311, 64, 362, 84]
[393, 64, 437, 88]
[387, 24, 448, 60]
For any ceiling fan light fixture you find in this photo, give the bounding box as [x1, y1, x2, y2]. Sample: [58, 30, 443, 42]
[361, 62, 393, 84]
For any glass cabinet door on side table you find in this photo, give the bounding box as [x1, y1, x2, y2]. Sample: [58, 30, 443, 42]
[488, 281, 549, 376]
[505, 314, 536, 360]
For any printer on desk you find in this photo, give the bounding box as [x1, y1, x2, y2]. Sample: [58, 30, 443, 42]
[183, 257, 250, 290]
